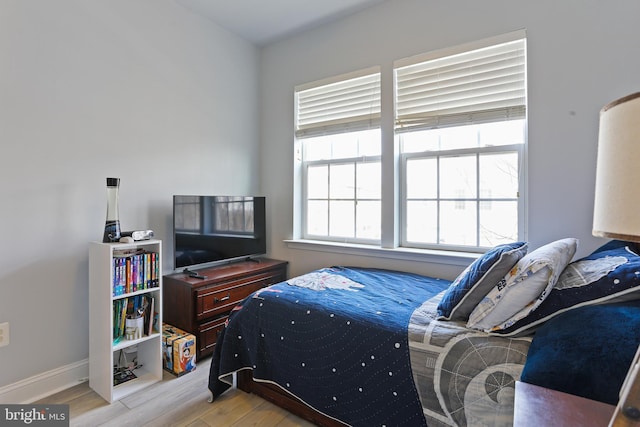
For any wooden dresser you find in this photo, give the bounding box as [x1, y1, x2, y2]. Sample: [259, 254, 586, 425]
[163, 258, 288, 360]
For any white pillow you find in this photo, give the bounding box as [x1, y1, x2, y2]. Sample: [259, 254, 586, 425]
[466, 238, 578, 332]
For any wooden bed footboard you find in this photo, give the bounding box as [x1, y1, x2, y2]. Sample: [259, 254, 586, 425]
[237, 371, 348, 427]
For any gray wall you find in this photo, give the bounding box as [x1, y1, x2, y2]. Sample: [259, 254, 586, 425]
[0, 0, 259, 388]
[260, 0, 640, 278]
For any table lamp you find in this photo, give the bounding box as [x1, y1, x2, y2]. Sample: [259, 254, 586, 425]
[593, 91, 640, 427]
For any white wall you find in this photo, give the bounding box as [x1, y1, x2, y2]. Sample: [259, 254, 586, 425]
[260, 0, 640, 278]
[0, 0, 259, 390]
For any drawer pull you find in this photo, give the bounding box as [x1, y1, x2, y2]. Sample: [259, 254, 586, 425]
[215, 294, 231, 303]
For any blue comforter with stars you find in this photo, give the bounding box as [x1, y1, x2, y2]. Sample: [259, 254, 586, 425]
[208, 266, 450, 426]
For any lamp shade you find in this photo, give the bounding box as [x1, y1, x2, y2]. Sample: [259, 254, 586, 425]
[593, 92, 640, 242]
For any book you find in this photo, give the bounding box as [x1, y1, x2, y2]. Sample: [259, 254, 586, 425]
[112, 249, 159, 294]
[144, 295, 155, 336]
[151, 252, 157, 287]
[144, 253, 151, 289]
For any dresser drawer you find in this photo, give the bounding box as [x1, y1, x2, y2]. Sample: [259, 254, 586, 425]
[195, 271, 283, 320]
[198, 316, 228, 357]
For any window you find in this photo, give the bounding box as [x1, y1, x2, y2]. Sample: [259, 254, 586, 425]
[400, 123, 524, 249]
[295, 68, 381, 243]
[395, 33, 526, 251]
[293, 32, 527, 254]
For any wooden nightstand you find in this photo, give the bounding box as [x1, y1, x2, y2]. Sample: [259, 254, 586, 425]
[163, 258, 287, 360]
[514, 381, 615, 427]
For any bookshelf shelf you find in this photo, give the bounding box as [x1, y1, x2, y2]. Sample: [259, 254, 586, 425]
[89, 240, 163, 403]
[112, 331, 161, 352]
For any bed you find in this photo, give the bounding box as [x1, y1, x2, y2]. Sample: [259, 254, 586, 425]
[207, 239, 640, 426]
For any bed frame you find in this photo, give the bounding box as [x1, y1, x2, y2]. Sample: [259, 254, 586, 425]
[237, 370, 348, 426]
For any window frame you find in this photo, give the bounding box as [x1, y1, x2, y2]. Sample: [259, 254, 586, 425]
[400, 141, 525, 253]
[295, 67, 382, 244]
[394, 30, 527, 253]
[302, 152, 382, 244]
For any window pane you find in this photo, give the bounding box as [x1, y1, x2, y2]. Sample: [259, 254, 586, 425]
[400, 121, 525, 154]
[332, 134, 359, 159]
[479, 152, 519, 199]
[330, 164, 354, 199]
[356, 201, 380, 239]
[400, 129, 440, 153]
[329, 201, 354, 237]
[307, 165, 328, 199]
[479, 201, 518, 246]
[479, 119, 525, 146]
[304, 136, 332, 161]
[303, 129, 381, 161]
[406, 158, 437, 199]
[439, 126, 479, 150]
[440, 201, 477, 246]
[307, 200, 328, 236]
[406, 201, 437, 243]
[358, 129, 382, 156]
[357, 162, 381, 199]
[440, 155, 477, 199]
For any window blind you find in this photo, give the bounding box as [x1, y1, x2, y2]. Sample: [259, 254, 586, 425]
[395, 36, 526, 133]
[296, 69, 381, 138]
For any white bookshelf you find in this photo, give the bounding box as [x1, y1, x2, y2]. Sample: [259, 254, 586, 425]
[89, 240, 163, 403]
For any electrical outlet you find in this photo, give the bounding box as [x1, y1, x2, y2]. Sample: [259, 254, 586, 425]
[0, 322, 9, 347]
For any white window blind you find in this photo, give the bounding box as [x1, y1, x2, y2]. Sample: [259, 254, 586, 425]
[296, 68, 381, 138]
[395, 35, 526, 133]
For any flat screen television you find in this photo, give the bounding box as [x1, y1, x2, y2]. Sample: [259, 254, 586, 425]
[173, 195, 266, 271]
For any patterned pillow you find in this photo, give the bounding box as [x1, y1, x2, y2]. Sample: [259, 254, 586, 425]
[467, 238, 578, 332]
[491, 240, 640, 336]
[436, 242, 528, 320]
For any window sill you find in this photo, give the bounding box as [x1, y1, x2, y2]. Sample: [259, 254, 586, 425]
[284, 239, 478, 268]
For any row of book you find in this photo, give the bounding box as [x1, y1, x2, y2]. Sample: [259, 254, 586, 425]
[113, 294, 158, 345]
[112, 248, 160, 296]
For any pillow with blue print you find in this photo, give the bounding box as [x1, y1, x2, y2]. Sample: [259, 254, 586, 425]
[436, 241, 528, 321]
[466, 238, 578, 332]
[488, 240, 640, 336]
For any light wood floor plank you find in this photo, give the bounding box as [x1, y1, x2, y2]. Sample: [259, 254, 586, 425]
[228, 399, 288, 427]
[198, 389, 271, 426]
[36, 357, 315, 427]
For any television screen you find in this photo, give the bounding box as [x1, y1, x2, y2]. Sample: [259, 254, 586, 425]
[173, 195, 266, 270]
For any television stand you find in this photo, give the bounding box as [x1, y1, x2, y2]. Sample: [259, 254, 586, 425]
[163, 258, 288, 360]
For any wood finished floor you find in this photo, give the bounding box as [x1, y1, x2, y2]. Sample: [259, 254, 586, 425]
[36, 357, 315, 427]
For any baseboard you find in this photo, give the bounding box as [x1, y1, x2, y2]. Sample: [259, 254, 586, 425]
[0, 359, 89, 404]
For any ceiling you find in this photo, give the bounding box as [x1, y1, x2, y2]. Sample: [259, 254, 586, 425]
[176, 0, 386, 46]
